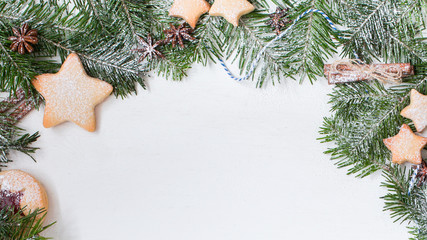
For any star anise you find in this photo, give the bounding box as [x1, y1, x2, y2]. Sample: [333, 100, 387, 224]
[413, 161, 427, 187]
[266, 7, 292, 35]
[133, 34, 165, 62]
[163, 23, 196, 48]
[0, 189, 23, 214]
[8, 23, 38, 54]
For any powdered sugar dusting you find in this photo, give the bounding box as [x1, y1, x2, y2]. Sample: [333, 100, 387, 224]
[33, 53, 113, 132]
[401, 89, 427, 132]
[209, 0, 255, 26]
[169, 0, 211, 28]
[0, 170, 47, 214]
[383, 124, 427, 164]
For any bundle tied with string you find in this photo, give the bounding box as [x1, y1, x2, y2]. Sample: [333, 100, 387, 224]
[324, 59, 414, 85]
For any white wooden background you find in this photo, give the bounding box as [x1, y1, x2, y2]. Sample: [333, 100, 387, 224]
[7, 60, 410, 239]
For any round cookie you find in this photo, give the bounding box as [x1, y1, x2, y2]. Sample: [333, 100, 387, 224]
[0, 170, 48, 216]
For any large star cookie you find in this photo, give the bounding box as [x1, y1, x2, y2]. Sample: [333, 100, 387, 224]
[401, 89, 427, 132]
[169, 0, 211, 28]
[383, 124, 427, 165]
[209, 0, 255, 26]
[33, 53, 113, 132]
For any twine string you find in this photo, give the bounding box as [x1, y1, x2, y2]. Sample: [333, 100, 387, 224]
[329, 59, 403, 84]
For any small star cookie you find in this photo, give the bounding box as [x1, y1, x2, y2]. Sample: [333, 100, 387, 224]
[169, 0, 211, 29]
[209, 0, 255, 26]
[401, 89, 427, 132]
[33, 53, 113, 132]
[383, 124, 427, 165]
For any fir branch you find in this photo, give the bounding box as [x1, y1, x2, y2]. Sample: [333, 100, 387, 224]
[0, 207, 54, 240]
[0, 92, 39, 170]
[0, 0, 71, 96]
[105, 0, 151, 39]
[39, 36, 139, 74]
[144, 0, 222, 81]
[221, 0, 339, 86]
[0, 0, 149, 97]
[336, 0, 426, 62]
[120, 0, 138, 40]
[319, 75, 427, 177]
[72, 0, 110, 33]
[381, 166, 427, 238]
[221, 0, 290, 86]
[68, 0, 150, 95]
[41, 34, 145, 97]
[86, 0, 107, 32]
[0, 0, 79, 33]
[292, 0, 339, 82]
[320, 0, 427, 231]
[0, 25, 59, 96]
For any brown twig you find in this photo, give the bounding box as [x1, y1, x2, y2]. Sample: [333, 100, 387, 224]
[0, 89, 35, 126]
[0, 89, 26, 113]
[8, 99, 35, 124]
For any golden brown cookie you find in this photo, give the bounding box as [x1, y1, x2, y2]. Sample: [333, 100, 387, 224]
[169, 0, 211, 28]
[401, 89, 427, 132]
[32, 53, 113, 132]
[0, 170, 48, 217]
[383, 124, 427, 165]
[209, 0, 255, 26]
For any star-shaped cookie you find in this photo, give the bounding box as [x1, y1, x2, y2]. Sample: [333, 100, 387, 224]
[401, 89, 427, 132]
[383, 124, 427, 165]
[169, 0, 211, 28]
[209, 0, 255, 26]
[32, 53, 113, 132]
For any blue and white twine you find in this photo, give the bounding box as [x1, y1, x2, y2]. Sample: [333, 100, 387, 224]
[408, 164, 421, 196]
[219, 9, 340, 81]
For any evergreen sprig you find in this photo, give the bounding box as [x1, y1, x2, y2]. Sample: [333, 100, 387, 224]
[145, 0, 222, 80]
[381, 166, 427, 239]
[220, 0, 340, 86]
[0, 94, 39, 170]
[0, 0, 426, 238]
[0, 207, 54, 240]
[319, 80, 420, 177]
[0, 0, 148, 98]
[334, 0, 427, 63]
[320, 76, 427, 238]
[0, 0, 350, 95]
[320, 0, 427, 235]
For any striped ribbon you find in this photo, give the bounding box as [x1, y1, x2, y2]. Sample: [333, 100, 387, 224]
[219, 9, 340, 81]
[408, 164, 421, 196]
